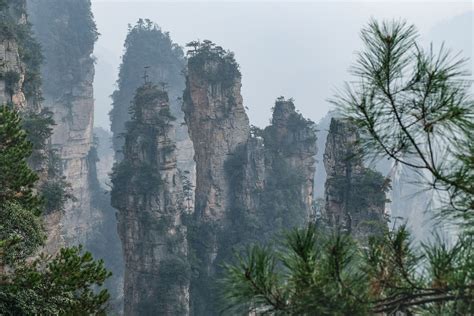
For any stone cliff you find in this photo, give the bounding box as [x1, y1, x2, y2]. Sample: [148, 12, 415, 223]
[183, 41, 317, 315]
[262, 99, 317, 228]
[322, 118, 388, 240]
[112, 84, 189, 315]
[109, 20, 195, 193]
[0, 1, 32, 110]
[183, 41, 250, 315]
[27, 3, 124, 310]
[27, 0, 99, 247]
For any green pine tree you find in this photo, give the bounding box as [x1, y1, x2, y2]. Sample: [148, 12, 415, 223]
[220, 20, 473, 315]
[0, 105, 111, 314]
[0, 106, 42, 214]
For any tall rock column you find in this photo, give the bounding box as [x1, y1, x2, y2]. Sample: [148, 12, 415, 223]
[27, 0, 99, 246]
[263, 99, 317, 226]
[109, 20, 195, 190]
[112, 84, 189, 315]
[323, 118, 388, 240]
[223, 98, 318, 256]
[182, 41, 250, 315]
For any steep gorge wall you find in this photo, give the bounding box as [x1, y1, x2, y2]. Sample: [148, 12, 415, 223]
[27, 3, 124, 310]
[27, 0, 99, 246]
[112, 84, 189, 315]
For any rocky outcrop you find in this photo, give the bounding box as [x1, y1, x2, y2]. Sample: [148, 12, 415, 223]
[0, 1, 28, 109]
[183, 46, 250, 223]
[313, 112, 333, 200]
[183, 41, 317, 315]
[112, 84, 189, 315]
[322, 118, 388, 240]
[27, 0, 99, 247]
[93, 127, 114, 188]
[109, 20, 195, 195]
[0, 39, 26, 109]
[263, 99, 316, 224]
[183, 42, 250, 315]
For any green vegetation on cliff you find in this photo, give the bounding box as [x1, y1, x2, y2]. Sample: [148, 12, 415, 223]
[186, 40, 241, 88]
[110, 19, 185, 159]
[0, 0, 42, 105]
[0, 105, 111, 314]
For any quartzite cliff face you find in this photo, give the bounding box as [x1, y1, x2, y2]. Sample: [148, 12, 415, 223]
[183, 42, 317, 315]
[183, 43, 250, 315]
[322, 118, 388, 240]
[0, 4, 27, 110]
[262, 99, 317, 227]
[27, 0, 99, 247]
[112, 84, 189, 316]
[109, 20, 195, 193]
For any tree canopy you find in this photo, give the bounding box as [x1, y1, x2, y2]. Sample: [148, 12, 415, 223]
[220, 20, 474, 315]
[0, 105, 111, 314]
[332, 19, 473, 228]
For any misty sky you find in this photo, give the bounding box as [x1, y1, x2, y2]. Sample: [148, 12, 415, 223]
[91, 1, 473, 130]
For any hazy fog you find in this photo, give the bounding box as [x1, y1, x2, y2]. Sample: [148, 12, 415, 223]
[91, 1, 473, 130]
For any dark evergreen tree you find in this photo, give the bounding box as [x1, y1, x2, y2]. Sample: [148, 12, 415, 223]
[220, 224, 473, 315]
[0, 105, 111, 314]
[0, 105, 111, 313]
[0, 106, 42, 214]
[332, 19, 473, 228]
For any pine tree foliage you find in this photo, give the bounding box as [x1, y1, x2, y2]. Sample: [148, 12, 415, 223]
[0, 106, 42, 214]
[0, 246, 110, 315]
[221, 225, 473, 315]
[0, 105, 111, 314]
[221, 20, 473, 315]
[331, 20, 474, 227]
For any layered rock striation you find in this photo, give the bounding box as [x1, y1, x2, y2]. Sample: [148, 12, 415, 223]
[112, 84, 189, 315]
